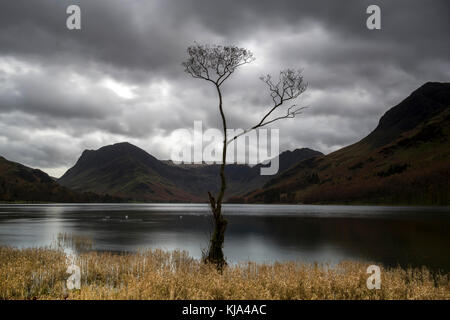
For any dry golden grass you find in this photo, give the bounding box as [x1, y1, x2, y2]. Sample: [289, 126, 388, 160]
[0, 246, 448, 300]
[54, 233, 93, 252]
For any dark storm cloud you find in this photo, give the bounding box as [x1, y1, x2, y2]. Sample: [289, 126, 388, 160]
[0, 0, 449, 176]
[2, 0, 448, 80]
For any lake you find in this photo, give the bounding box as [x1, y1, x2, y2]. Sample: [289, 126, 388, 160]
[0, 204, 449, 271]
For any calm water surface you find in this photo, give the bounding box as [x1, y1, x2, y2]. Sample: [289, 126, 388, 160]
[0, 204, 449, 271]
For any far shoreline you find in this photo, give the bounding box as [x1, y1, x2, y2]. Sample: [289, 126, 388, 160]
[1, 201, 450, 208]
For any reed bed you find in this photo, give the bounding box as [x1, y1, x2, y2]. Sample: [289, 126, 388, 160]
[0, 246, 448, 300]
[55, 233, 93, 252]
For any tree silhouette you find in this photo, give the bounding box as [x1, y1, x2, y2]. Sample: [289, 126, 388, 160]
[183, 44, 307, 268]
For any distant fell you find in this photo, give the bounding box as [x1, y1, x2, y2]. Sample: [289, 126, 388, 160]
[0, 156, 121, 203]
[246, 82, 450, 205]
[59, 142, 322, 202]
[363, 82, 450, 148]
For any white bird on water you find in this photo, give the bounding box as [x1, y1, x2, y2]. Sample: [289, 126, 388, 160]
[125, 215, 128, 220]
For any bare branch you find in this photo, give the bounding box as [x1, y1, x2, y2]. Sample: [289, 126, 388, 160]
[258, 105, 308, 127]
[182, 44, 255, 86]
[226, 105, 309, 145]
[227, 69, 308, 145]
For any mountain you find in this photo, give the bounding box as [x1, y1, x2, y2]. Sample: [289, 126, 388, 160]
[58, 142, 321, 202]
[0, 156, 121, 203]
[245, 82, 450, 205]
[4, 82, 448, 205]
[225, 148, 323, 201]
[58, 142, 204, 202]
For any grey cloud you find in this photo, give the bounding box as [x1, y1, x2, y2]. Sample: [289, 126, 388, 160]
[0, 0, 449, 176]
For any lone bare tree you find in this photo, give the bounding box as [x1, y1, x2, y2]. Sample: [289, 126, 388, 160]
[183, 44, 307, 268]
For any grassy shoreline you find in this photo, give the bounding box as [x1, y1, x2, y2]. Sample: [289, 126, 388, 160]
[0, 246, 449, 300]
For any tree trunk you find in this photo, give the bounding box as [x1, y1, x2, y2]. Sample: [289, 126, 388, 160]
[206, 199, 227, 268]
[205, 84, 228, 269]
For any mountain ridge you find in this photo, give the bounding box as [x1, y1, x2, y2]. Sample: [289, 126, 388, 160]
[2, 82, 448, 205]
[58, 143, 322, 202]
[244, 82, 450, 205]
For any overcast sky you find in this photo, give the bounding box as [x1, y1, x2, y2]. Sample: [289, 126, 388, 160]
[0, 0, 449, 177]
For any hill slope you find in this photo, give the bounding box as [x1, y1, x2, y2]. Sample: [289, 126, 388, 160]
[0, 156, 120, 203]
[246, 82, 450, 205]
